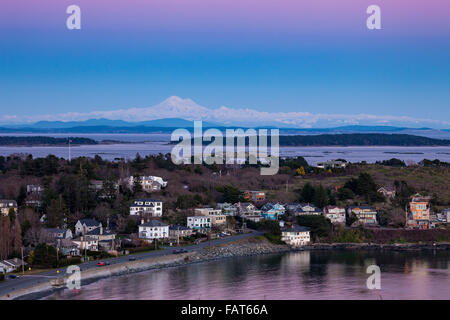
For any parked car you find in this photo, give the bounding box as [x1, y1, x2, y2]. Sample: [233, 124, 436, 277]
[97, 261, 106, 267]
[129, 257, 136, 261]
[8, 274, 18, 279]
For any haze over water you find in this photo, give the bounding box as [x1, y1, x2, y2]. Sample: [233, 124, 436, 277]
[46, 251, 450, 300]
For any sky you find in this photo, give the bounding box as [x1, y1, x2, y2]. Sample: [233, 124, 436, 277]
[0, 0, 449, 127]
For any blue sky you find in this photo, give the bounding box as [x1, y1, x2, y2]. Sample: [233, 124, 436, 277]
[0, 0, 449, 128]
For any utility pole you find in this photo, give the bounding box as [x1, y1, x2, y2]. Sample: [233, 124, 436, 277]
[177, 226, 180, 247]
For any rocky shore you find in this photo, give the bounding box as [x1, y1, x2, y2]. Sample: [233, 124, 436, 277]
[188, 238, 450, 262]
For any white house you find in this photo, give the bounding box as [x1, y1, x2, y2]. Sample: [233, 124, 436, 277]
[281, 225, 310, 246]
[128, 176, 167, 192]
[0, 258, 26, 273]
[75, 219, 102, 236]
[130, 199, 163, 217]
[234, 202, 258, 216]
[323, 206, 346, 225]
[317, 160, 347, 170]
[187, 216, 211, 229]
[72, 236, 99, 252]
[138, 219, 169, 241]
[377, 187, 396, 198]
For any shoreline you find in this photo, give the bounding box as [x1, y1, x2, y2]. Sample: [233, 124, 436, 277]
[4, 239, 450, 300]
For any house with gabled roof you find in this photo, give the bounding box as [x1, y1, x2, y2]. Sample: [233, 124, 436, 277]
[138, 219, 169, 241]
[75, 218, 102, 236]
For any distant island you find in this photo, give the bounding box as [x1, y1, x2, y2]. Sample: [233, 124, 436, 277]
[278, 134, 450, 146]
[0, 136, 98, 146]
[1, 133, 450, 147]
[170, 133, 450, 147]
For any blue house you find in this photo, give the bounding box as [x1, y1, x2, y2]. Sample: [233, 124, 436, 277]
[261, 203, 286, 220]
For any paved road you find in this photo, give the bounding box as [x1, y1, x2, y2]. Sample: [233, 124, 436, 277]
[0, 230, 263, 298]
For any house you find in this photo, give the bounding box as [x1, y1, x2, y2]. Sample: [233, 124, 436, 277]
[347, 205, 378, 226]
[406, 194, 432, 230]
[194, 208, 222, 216]
[261, 203, 285, 220]
[0, 200, 17, 216]
[378, 187, 396, 198]
[234, 202, 258, 216]
[57, 239, 80, 256]
[242, 215, 264, 223]
[43, 228, 73, 240]
[187, 216, 211, 230]
[138, 219, 169, 241]
[216, 203, 237, 216]
[89, 180, 104, 191]
[129, 199, 163, 217]
[281, 225, 310, 246]
[317, 160, 347, 170]
[127, 176, 168, 192]
[0, 258, 27, 273]
[244, 190, 266, 202]
[72, 236, 99, 251]
[292, 203, 322, 216]
[26, 184, 43, 207]
[75, 219, 102, 236]
[27, 184, 44, 194]
[443, 208, 450, 223]
[85, 226, 116, 242]
[195, 208, 227, 227]
[169, 225, 194, 240]
[323, 206, 346, 225]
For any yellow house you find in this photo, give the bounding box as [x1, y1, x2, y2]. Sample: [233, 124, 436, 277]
[0, 200, 18, 216]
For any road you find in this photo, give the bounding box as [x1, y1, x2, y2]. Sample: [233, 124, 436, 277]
[0, 230, 263, 298]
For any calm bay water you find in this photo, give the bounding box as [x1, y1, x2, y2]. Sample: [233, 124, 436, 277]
[1, 140, 450, 166]
[46, 250, 450, 300]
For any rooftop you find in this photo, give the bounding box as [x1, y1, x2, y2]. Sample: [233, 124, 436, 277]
[140, 219, 168, 227]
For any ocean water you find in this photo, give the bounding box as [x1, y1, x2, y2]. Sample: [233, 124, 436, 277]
[45, 250, 450, 300]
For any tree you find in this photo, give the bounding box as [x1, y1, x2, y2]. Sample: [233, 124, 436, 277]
[13, 218, 22, 254]
[17, 185, 27, 207]
[338, 188, 354, 201]
[313, 185, 329, 208]
[300, 182, 315, 203]
[296, 215, 332, 240]
[216, 185, 244, 203]
[33, 243, 57, 268]
[296, 166, 306, 176]
[132, 175, 143, 194]
[46, 196, 67, 228]
[257, 220, 281, 235]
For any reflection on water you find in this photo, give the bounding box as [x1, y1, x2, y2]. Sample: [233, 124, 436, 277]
[46, 250, 450, 300]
